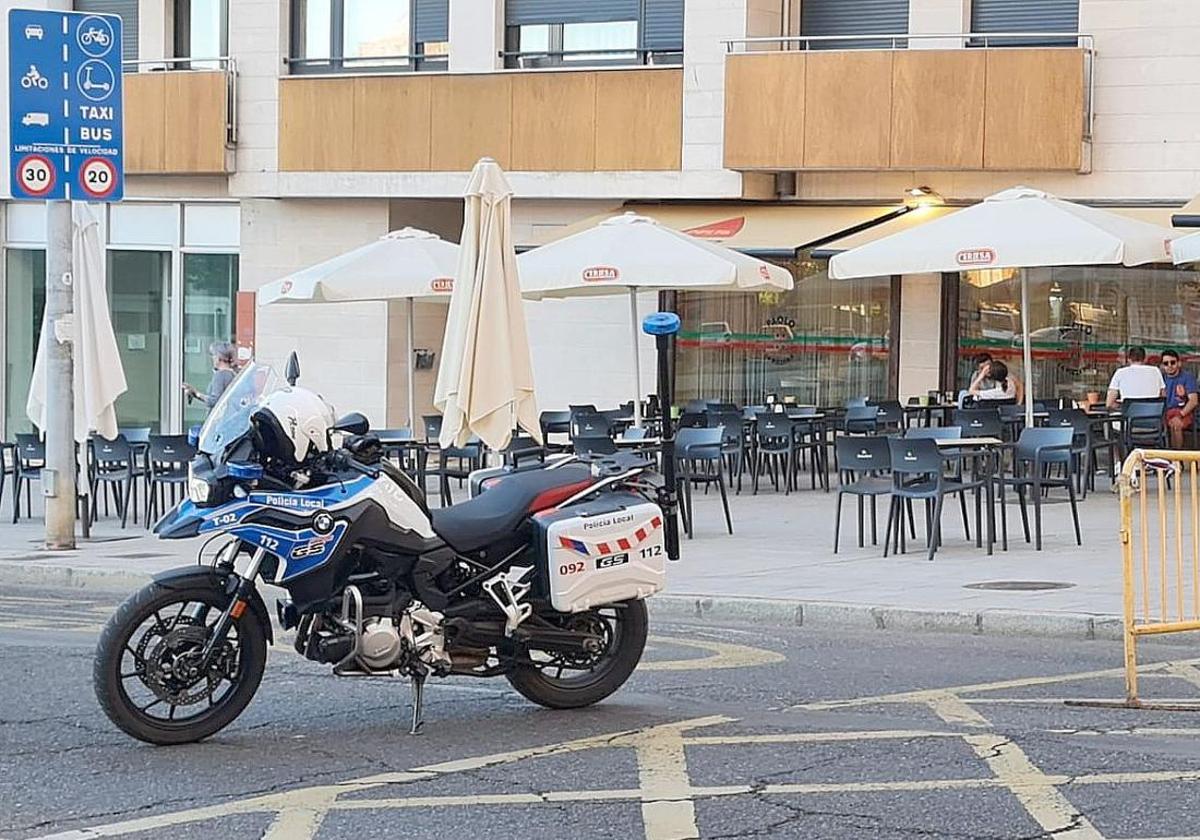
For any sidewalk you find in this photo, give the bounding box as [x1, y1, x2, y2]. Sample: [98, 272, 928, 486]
[0, 481, 1145, 641]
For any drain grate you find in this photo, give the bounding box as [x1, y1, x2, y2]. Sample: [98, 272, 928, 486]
[964, 580, 1076, 591]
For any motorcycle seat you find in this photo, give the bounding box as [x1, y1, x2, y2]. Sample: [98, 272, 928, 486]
[430, 464, 595, 553]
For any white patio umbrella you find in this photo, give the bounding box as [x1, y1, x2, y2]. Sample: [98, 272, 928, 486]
[518, 212, 793, 424]
[1172, 231, 1200, 265]
[27, 202, 127, 442]
[257, 227, 458, 432]
[435, 158, 541, 451]
[829, 186, 1176, 425]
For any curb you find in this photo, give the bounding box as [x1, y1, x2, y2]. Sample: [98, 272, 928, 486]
[649, 594, 1190, 646]
[3, 564, 1177, 646]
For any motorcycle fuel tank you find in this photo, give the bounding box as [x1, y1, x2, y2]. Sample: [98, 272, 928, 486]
[533, 492, 666, 613]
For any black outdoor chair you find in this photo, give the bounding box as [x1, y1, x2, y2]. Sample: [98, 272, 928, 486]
[833, 436, 892, 552]
[1121, 399, 1167, 456]
[1000, 427, 1081, 551]
[436, 437, 484, 507]
[539, 410, 573, 453]
[708, 410, 746, 492]
[677, 411, 708, 429]
[90, 434, 140, 528]
[1045, 409, 1094, 497]
[146, 435, 195, 524]
[842, 405, 879, 436]
[874, 400, 905, 434]
[954, 407, 1002, 437]
[0, 443, 14, 521]
[884, 437, 985, 562]
[683, 400, 708, 414]
[790, 415, 830, 491]
[751, 415, 794, 495]
[11, 434, 45, 523]
[570, 411, 617, 456]
[675, 427, 733, 538]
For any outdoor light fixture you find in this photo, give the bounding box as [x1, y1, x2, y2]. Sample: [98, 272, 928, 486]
[904, 185, 944, 207]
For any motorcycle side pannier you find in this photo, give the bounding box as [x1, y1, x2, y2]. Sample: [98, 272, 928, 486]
[533, 492, 667, 613]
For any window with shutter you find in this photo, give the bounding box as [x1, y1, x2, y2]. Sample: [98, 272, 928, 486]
[504, 0, 683, 67]
[971, 0, 1079, 47]
[801, 0, 909, 49]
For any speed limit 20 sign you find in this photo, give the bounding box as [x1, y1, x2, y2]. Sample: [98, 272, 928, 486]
[8, 9, 124, 201]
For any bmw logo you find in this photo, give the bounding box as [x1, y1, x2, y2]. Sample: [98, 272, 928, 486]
[312, 511, 335, 534]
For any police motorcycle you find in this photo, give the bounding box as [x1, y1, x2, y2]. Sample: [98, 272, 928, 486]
[94, 318, 682, 746]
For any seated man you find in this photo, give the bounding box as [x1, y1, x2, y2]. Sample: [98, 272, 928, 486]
[1160, 348, 1198, 448]
[1106, 345, 1165, 409]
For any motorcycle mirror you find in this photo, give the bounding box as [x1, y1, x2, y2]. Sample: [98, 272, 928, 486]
[333, 412, 370, 436]
[285, 351, 301, 386]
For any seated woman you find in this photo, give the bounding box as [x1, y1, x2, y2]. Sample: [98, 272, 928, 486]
[969, 360, 1019, 402]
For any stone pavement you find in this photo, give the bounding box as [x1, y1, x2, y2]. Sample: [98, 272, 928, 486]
[0, 478, 1141, 640]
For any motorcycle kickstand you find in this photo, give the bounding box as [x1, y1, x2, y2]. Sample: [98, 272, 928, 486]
[408, 670, 427, 736]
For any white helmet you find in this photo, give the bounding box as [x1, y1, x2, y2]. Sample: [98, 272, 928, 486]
[253, 386, 335, 465]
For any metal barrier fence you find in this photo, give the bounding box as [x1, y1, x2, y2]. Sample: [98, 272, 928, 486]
[1119, 449, 1200, 707]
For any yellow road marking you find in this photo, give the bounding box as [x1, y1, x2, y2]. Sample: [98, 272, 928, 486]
[641, 635, 785, 671]
[926, 690, 992, 727]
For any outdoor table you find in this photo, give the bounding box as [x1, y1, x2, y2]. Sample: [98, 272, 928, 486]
[903, 402, 957, 428]
[936, 436, 1005, 555]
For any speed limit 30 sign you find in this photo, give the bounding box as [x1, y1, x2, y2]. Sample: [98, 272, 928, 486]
[15, 154, 55, 197]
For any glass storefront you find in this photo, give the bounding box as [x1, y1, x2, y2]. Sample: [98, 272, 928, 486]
[676, 254, 894, 407]
[3, 249, 46, 436]
[958, 266, 1200, 401]
[108, 251, 171, 431]
[182, 253, 239, 427]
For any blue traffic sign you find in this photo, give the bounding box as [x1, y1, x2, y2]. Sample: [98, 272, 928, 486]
[8, 9, 124, 202]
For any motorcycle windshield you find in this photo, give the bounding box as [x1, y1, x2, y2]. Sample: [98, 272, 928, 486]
[197, 362, 282, 456]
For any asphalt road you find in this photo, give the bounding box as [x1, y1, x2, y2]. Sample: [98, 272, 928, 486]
[3, 584, 1200, 840]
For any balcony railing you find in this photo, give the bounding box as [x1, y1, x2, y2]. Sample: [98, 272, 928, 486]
[500, 47, 683, 69]
[722, 33, 1095, 173]
[285, 54, 449, 75]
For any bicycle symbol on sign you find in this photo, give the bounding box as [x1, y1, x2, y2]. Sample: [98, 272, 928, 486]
[79, 27, 110, 47]
[20, 65, 50, 90]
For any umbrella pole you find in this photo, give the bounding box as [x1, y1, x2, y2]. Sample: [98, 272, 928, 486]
[1022, 272, 1034, 428]
[630, 288, 643, 427]
[407, 297, 417, 434]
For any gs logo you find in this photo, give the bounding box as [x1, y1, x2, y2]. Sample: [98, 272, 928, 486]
[312, 511, 335, 534]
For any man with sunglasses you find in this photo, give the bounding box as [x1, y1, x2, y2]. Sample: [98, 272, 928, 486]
[1161, 348, 1198, 449]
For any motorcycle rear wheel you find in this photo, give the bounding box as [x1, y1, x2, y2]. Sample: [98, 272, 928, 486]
[93, 582, 268, 745]
[506, 600, 648, 709]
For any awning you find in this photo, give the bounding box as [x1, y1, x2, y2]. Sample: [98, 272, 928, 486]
[524, 203, 910, 257]
[812, 206, 959, 259]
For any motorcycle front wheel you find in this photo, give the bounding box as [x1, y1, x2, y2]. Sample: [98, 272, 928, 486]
[93, 582, 268, 745]
[506, 599, 648, 709]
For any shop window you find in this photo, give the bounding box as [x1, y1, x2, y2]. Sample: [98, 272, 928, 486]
[182, 254, 238, 428]
[174, 0, 228, 68]
[956, 266, 1200, 402]
[675, 255, 894, 407]
[289, 0, 448, 74]
[504, 0, 681, 68]
[3, 249, 46, 437]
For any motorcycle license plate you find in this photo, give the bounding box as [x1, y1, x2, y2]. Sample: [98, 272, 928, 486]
[544, 500, 667, 613]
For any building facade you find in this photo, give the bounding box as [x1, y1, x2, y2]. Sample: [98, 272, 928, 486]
[2, 0, 1200, 437]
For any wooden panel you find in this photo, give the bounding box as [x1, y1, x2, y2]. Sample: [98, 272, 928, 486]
[804, 51, 893, 168]
[511, 73, 596, 171]
[890, 50, 985, 169]
[429, 74, 513, 170]
[352, 76, 432, 171]
[279, 78, 356, 171]
[123, 73, 166, 174]
[163, 72, 228, 173]
[984, 48, 1084, 170]
[723, 53, 805, 170]
[594, 69, 681, 171]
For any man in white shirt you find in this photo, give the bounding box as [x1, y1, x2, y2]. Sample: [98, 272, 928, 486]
[1106, 345, 1166, 408]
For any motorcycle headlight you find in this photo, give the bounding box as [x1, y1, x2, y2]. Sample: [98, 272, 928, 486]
[187, 466, 212, 504]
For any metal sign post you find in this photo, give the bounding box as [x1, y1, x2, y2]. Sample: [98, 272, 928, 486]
[8, 9, 125, 548]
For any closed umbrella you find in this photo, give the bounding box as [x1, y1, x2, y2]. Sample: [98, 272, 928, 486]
[1172, 231, 1200, 265]
[829, 186, 1176, 425]
[257, 227, 457, 431]
[27, 202, 127, 442]
[435, 158, 541, 451]
[518, 212, 793, 424]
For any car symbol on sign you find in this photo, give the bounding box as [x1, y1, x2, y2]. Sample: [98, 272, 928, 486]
[24, 25, 44, 40]
[22, 112, 50, 127]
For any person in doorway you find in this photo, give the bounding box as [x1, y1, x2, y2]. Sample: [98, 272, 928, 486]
[969, 360, 1019, 401]
[1160, 348, 1198, 448]
[969, 352, 1025, 404]
[183, 341, 238, 413]
[1106, 345, 1165, 409]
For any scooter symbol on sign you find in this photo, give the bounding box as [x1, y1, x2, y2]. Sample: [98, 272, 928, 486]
[20, 66, 50, 90]
[81, 65, 111, 95]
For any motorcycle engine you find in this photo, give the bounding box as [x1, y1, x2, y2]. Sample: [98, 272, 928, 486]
[358, 619, 404, 670]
